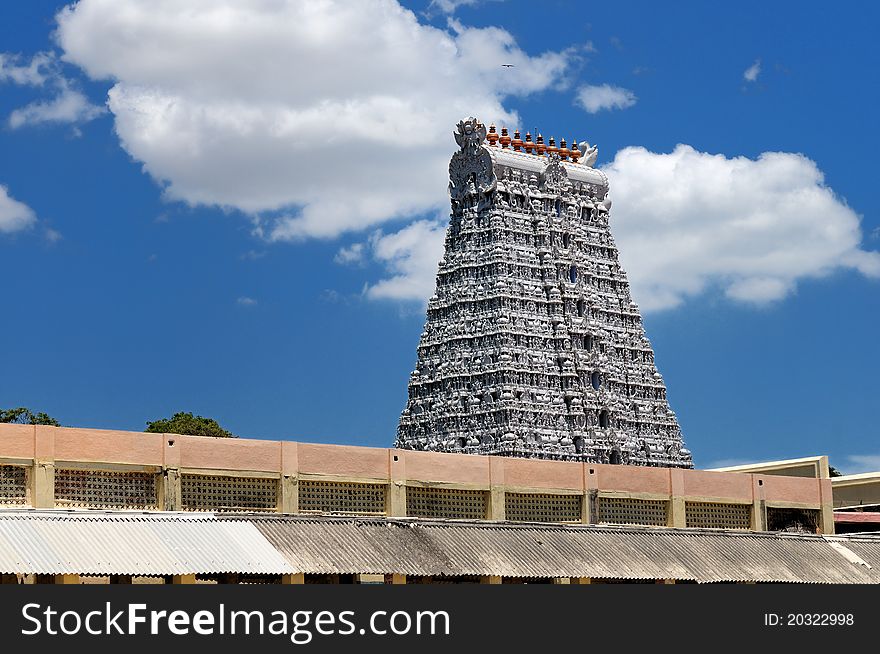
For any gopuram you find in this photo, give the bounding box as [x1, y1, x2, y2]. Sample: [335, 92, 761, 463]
[396, 117, 693, 468]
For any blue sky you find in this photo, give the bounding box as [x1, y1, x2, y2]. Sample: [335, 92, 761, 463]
[1, 0, 878, 472]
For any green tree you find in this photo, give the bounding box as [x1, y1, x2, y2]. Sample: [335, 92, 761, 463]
[145, 412, 236, 438]
[0, 407, 60, 426]
[828, 465, 843, 478]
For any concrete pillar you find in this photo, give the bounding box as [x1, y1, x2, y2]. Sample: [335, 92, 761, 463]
[32, 461, 54, 509]
[480, 576, 502, 584]
[585, 465, 598, 524]
[488, 457, 505, 521]
[172, 574, 196, 585]
[388, 451, 407, 517]
[163, 468, 182, 511]
[752, 500, 766, 532]
[282, 573, 305, 584]
[818, 478, 835, 535]
[669, 469, 686, 527]
[488, 487, 505, 521]
[54, 574, 80, 585]
[386, 573, 406, 585]
[281, 475, 298, 514]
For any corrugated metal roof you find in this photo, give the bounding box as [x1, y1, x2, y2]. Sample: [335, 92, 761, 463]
[0, 511, 293, 576]
[243, 515, 880, 584]
[3, 511, 880, 583]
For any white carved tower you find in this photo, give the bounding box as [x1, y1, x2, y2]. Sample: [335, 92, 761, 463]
[396, 118, 693, 468]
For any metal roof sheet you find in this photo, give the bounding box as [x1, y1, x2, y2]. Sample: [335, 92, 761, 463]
[0, 511, 293, 576]
[244, 515, 880, 584]
[2, 511, 879, 583]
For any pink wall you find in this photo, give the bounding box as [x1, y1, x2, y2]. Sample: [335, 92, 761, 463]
[0, 424, 826, 508]
[682, 470, 754, 501]
[0, 424, 35, 459]
[298, 443, 389, 480]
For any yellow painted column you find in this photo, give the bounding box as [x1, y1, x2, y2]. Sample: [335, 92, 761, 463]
[32, 461, 55, 509]
[572, 577, 592, 585]
[54, 574, 80, 585]
[163, 468, 182, 511]
[282, 573, 305, 584]
[480, 576, 502, 584]
[281, 475, 298, 514]
[171, 574, 196, 585]
[553, 577, 571, 585]
[388, 451, 407, 517]
[386, 573, 406, 585]
[669, 468, 686, 527]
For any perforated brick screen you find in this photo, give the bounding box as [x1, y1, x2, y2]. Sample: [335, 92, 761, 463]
[685, 501, 751, 530]
[505, 492, 582, 523]
[181, 474, 278, 512]
[406, 486, 488, 520]
[298, 480, 387, 515]
[0, 465, 27, 506]
[55, 468, 158, 510]
[596, 496, 669, 526]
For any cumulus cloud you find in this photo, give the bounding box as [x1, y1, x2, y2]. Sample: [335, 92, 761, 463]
[236, 296, 257, 307]
[342, 219, 447, 303]
[743, 59, 761, 82]
[0, 51, 105, 129]
[55, 0, 571, 241]
[0, 185, 37, 234]
[602, 144, 880, 311]
[575, 83, 637, 113]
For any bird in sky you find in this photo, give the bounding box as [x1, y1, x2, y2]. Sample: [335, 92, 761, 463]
[501, 64, 514, 68]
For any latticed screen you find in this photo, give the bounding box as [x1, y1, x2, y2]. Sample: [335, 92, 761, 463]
[181, 474, 278, 512]
[596, 496, 668, 526]
[505, 492, 581, 523]
[55, 468, 158, 510]
[685, 502, 751, 530]
[298, 480, 387, 515]
[0, 465, 28, 506]
[406, 486, 488, 520]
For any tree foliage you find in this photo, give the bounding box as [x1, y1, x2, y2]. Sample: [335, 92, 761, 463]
[145, 412, 236, 438]
[0, 407, 61, 426]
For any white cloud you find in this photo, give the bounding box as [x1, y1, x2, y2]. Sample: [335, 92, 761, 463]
[55, 0, 571, 241]
[602, 144, 880, 311]
[334, 242, 366, 265]
[841, 455, 880, 475]
[0, 52, 54, 86]
[575, 83, 637, 113]
[428, 0, 481, 13]
[9, 79, 105, 129]
[744, 59, 761, 82]
[0, 51, 105, 128]
[361, 219, 447, 302]
[0, 185, 37, 234]
[236, 296, 257, 307]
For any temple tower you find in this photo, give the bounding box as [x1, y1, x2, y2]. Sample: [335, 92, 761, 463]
[396, 118, 693, 468]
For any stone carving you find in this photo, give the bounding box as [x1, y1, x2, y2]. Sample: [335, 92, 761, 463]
[578, 141, 599, 168]
[540, 153, 569, 193]
[396, 117, 693, 469]
[449, 117, 496, 202]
